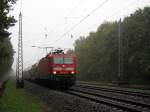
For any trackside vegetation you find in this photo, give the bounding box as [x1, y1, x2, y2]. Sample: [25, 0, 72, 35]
[74, 7, 150, 85]
[0, 79, 49, 112]
[0, 0, 16, 77]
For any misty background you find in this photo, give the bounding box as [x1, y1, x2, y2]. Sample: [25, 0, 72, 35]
[9, 0, 150, 70]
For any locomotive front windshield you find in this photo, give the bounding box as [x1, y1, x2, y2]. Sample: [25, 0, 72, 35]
[64, 57, 73, 64]
[54, 57, 63, 64]
[54, 57, 73, 64]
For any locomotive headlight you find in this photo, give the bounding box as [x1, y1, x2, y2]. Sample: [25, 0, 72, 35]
[53, 71, 56, 74]
[71, 71, 75, 74]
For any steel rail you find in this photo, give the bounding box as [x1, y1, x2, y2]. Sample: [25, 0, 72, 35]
[76, 84, 150, 98]
[66, 88, 150, 112]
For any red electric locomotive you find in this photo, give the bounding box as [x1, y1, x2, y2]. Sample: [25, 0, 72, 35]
[25, 49, 77, 87]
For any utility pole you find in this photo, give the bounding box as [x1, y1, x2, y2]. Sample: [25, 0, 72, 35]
[16, 12, 24, 88]
[118, 19, 123, 81]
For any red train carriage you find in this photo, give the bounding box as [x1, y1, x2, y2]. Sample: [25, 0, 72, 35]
[26, 49, 77, 87]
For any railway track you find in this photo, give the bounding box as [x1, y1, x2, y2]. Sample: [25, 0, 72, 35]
[25, 80, 150, 111]
[75, 84, 150, 98]
[25, 81, 122, 112]
[66, 87, 150, 112]
[78, 81, 150, 90]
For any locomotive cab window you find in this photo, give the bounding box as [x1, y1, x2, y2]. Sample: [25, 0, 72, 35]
[54, 57, 63, 64]
[64, 57, 73, 64]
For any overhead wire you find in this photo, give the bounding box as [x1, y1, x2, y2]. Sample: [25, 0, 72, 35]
[72, 0, 142, 40]
[52, 0, 109, 45]
[107, 0, 141, 20]
[65, 16, 86, 20]
[65, 0, 85, 18]
[50, 0, 84, 33]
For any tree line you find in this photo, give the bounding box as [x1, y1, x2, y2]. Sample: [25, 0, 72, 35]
[0, 0, 17, 77]
[74, 7, 150, 85]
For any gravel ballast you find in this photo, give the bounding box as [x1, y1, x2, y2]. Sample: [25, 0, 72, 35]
[24, 81, 125, 112]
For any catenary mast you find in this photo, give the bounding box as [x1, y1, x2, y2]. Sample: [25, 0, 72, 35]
[16, 12, 24, 88]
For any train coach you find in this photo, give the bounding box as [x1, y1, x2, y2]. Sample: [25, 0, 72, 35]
[24, 49, 77, 87]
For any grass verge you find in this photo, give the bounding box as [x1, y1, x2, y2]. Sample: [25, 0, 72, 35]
[0, 79, 49, 112]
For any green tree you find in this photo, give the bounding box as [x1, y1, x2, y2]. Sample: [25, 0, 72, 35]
[0, 0, 17, 76]
[0, 0, 17, 39]
[122, 7, 150, 84]
[0, 38, 14, 73]
[74, 7, 150, 85]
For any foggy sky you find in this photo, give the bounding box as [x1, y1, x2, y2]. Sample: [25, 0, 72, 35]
[9, 0, 150, 70]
